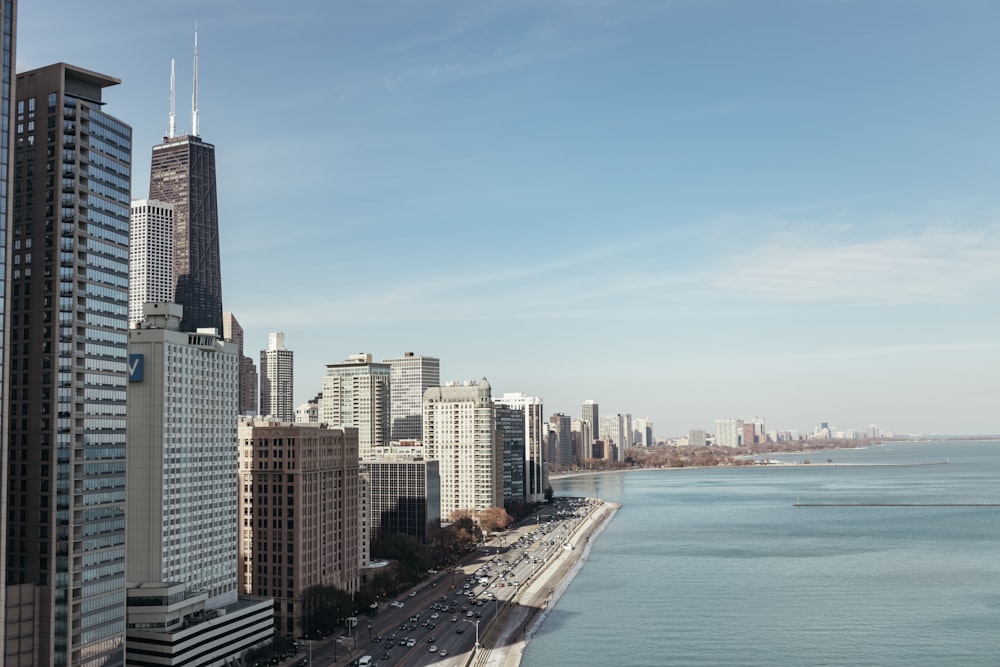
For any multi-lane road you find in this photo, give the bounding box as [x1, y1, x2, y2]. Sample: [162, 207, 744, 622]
[302, 497, 599, 667]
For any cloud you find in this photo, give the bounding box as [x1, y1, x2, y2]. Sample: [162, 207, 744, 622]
[710, 224, 1000, 303]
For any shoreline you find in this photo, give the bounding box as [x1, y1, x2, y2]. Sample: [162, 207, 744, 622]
[477, 498, 620, 667]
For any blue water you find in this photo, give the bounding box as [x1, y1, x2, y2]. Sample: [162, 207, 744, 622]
[522, 440, 1000, 667]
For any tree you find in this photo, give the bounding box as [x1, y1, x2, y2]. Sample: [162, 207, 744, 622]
[372, 532, 428, 583]
[476, 507, 512, 534]
[302, 585, 354, 637]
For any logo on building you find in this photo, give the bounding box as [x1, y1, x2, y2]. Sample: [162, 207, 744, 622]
[128, 354, 144, 382]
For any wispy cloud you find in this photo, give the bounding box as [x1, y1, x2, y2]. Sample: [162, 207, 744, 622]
[710, 224, 1000, 303]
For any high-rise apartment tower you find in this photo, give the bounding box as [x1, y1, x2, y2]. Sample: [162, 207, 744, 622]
[127, 199, 173, 327]
[260, 332, 293, 421]
[383, 352, 440, 441]
[321, 353, 390, 460]
[424, 380, 503, 518]
[10, 63, 131, 667]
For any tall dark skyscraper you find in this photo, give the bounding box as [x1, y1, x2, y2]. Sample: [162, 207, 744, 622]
[0, 0, 15, 652]
[148, 32, 223, 333]
[10, 62, 131, 667]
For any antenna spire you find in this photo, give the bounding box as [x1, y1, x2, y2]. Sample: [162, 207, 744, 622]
[192, 24, 199, 137]
[168, 59, 176, 138]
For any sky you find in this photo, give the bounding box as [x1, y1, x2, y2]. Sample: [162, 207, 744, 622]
[17, 1, 1000, 437]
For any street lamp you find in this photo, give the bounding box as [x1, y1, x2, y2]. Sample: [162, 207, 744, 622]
[463, 618, 480, 651]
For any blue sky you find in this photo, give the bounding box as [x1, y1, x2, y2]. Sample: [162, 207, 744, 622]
[18, 1, 1000, 437]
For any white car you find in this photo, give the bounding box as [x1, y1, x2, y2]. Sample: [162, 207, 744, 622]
[429, 645, 438, 653]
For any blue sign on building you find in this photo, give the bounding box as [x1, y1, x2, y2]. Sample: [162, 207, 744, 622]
[128, 354, 144, 382]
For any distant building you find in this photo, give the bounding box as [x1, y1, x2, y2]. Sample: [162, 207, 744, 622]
[581, 400, 599, 452]
[715, 419, 744, 448]
[634, 417, 654, 447]
[384, 352, 440, 441]
[322, 353, 391, 460]
[494, 393, 547, 503]
[495, 405, 527, 509]
[424, 380, 503, 518]
[295, 392, 322, 423]
[128, 199, 174, 328]
[238, 419, 360, 637]
[572, 419, 593, 463]
[260, 332, 294, 421]
[549, 413, 574, 468]
[148, 108, 224, 333]
[688, 428, 706, 447]
[223, 312, 258, 415]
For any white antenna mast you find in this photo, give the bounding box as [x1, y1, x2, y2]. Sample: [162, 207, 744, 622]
[192, 24, 199, 137]
[168, 58, 176, 138]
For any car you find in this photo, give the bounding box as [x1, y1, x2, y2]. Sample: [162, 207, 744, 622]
[427, 636, 436, 643]
[429, 646, 438, 653]
[379, 653, 391, 661]
[429, 582, 437, 588]
[430, 612, 439, 619]
[399, 639, 407, 646]
[439, 650, 448, 657]
[451, 616, 458, 622]
[406, 638, 416, 647]
[409, 591, 417, 597]
[456, 627, 464, 634]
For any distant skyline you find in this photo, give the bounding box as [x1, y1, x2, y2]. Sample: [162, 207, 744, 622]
[18, 1, 1000, 436]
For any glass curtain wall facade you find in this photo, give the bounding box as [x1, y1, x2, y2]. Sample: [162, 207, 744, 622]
[9, 63, 131, 667]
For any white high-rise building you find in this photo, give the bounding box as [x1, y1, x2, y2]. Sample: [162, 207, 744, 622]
[494, 392, 547, 503]
[715, 418, 744, 448]
[600, 414, 628, 461]
[260, 332, 294, 421]
[383, 352, 440, 441]
[126, 303, 273, 663]
[424, 380, 503, 518]
[322, 353, 391, 459]
[128, 199, 174, 328]
[127, 304, 240, 604]
[634, 417, 654, 447]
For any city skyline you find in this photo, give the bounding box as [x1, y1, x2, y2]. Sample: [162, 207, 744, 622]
[16, 1, 1000, 436]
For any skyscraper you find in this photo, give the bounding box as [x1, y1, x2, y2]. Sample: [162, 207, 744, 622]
[321, 353, 390, 460]
[581, 399, 599, 451]
[423, 380, 503, 518]
[495, 405, 527, 508]
[223, 311, 258, 415]
[383, 352, 440, 441]
[549, 413, 573, 468]
[260, 332, 293, 420]
[148, 32, 223, 333]
[10, 63, 131, 667]
[127, 199, 174, 327]
[0, 0, 15, 654]
[494, 392, 546, 503]
[125, 304, 272, 664]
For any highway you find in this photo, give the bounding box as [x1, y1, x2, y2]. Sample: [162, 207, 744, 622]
[302, 497, 597, 667]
